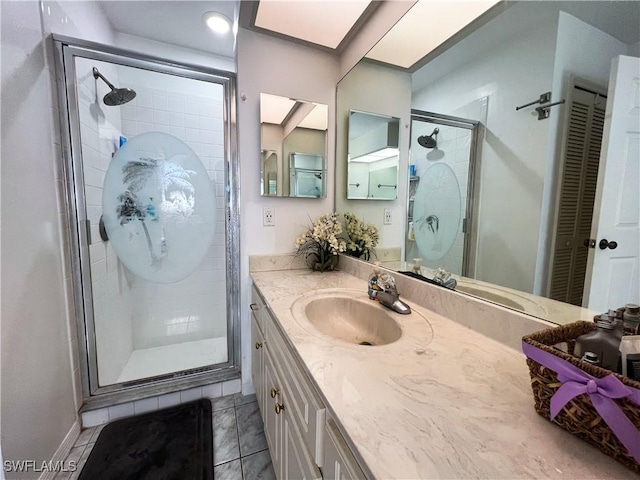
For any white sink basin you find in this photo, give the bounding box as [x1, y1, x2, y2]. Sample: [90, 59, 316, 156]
[292, 292, 402, 346]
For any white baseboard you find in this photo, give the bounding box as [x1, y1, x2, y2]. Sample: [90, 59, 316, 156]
[38, 419, 80, 480]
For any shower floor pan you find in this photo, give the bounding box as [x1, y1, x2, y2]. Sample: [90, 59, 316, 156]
[114, 337, 228, 384]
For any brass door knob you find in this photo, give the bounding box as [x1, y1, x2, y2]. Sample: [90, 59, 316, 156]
[275, 403, 285, 414]
[255, 342, 263, 349]
[270, 388, 280, 398]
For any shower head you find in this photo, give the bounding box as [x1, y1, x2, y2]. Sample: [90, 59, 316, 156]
[92, 67, 136, 106]
[418, 128, 439, 149]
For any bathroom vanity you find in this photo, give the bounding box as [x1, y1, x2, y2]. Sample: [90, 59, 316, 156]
[251, 283, 365, 479]
[249, 259, 634, 478]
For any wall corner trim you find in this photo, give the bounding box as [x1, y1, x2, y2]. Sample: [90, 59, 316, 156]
[38, 420, 81, 480]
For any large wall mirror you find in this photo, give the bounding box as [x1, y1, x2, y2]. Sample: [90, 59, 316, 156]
[336, 1, 640, 325]
[347, 110, 400, 200]
[260, 93, 328, 198]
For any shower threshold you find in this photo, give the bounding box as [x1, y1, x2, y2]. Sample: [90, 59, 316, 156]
[111, 337, 228, 385]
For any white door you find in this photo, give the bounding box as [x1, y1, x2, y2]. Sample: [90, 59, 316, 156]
[584, 55, 640, 313]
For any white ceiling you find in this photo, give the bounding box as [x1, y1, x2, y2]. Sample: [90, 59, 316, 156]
[91, 1, 640, 71]
[99, 1, 239, 58]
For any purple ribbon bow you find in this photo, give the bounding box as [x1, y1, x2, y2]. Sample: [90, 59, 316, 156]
[522, 341, 640, 463]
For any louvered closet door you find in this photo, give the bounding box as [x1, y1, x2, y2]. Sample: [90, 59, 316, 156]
[550, 87, 607, 305]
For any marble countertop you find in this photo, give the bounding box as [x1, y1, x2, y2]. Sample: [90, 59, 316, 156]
[251, 268, 633, 479]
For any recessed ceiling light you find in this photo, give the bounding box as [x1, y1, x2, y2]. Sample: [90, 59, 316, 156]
[203, 12, 231, 34]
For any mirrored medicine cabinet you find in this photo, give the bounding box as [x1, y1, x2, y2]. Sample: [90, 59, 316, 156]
[260, 93, 328, 198]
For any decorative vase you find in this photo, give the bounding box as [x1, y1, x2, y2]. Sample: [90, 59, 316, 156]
[305, 250, 339, 272]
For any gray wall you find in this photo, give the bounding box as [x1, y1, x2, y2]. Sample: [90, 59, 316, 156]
[0, 1, 114, 475]
[237, 27, 340, 393]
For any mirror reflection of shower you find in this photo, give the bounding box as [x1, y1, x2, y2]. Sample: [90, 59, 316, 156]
[407, 111, 480, 277]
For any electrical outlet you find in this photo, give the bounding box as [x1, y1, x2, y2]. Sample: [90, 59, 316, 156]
[383, 208, 392, 225]
[263, 206, 275, 226]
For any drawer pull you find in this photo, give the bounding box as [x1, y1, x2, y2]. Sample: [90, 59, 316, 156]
[275, 403, 285, 414]
[255, 342, 263, 349]
[250, 303, 259, 311]
[270, 388, 280, 398]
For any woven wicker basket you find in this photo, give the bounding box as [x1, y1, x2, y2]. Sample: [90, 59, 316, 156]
[522, 321, 640, 473]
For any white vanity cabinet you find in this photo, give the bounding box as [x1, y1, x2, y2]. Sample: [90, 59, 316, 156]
[250, 286, 265, 416]
[250, 283, 366, 480]
[323, 418, 366, 480]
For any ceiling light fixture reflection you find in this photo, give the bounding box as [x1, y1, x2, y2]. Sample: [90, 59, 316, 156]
[203, 12, 231, 34]
[350, 147, 399, 164]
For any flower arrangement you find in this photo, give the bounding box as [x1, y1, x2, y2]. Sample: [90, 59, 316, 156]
[343, 212, 380, 261]
[295, 212, 346, 272]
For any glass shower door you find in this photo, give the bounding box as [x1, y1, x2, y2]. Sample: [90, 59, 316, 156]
[58, 40, 238, 399]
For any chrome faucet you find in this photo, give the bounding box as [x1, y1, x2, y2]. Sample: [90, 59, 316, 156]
[368, 270, 411, 315]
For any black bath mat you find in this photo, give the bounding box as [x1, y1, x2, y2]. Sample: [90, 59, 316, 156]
[79, 399, 213, 480]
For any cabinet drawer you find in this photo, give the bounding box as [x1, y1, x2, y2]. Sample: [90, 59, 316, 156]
[266, 311, 325, 467]
[323, 418, 366, 480]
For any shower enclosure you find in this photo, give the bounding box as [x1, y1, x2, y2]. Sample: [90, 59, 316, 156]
[53, 36, 239, 407]
[407, 110, 479, 276]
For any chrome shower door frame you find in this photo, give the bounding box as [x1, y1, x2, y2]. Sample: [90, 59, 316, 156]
[52, 35, 241, 409]
[409, 110, 480, 277]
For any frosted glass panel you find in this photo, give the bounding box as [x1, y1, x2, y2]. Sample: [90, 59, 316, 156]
[413, 162, 461, 262]
[102, 132, 215, 283]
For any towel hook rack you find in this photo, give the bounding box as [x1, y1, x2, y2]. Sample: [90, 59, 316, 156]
[535, 99, 566, 120]
[516, 92, 551, 111]
[516, 91, 566, 120]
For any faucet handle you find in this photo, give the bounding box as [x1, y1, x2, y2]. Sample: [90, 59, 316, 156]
[377, 272, 396, 293]
[433, 267, 457, 289]
[433, 267, 451, 283]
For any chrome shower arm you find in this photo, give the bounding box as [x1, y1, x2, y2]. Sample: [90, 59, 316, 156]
[92, 67, 115, 90]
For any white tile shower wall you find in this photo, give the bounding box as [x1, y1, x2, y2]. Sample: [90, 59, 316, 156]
[75, 57, 134, 386]
[117, 80, 228, 350]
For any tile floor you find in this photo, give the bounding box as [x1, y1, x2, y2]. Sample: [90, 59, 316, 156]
[55, 393, 275, 480]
